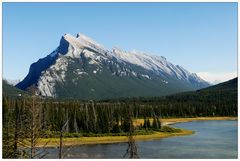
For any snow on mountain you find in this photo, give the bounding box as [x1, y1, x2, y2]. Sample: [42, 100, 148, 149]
[16, 33, 209, 99]
[110, 47, 206, 84]
[5, 79, 21, 86]
[77, 33, 107, 52]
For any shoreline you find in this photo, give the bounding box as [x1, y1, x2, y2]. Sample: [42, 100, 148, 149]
[161, 116, 237, 126]
[38, 116, 237, 148]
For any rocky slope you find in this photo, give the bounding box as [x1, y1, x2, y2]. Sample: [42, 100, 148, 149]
[16, 33, 209, 100]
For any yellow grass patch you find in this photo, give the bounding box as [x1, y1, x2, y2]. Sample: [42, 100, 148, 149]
[35, 116, 236, 148]
[37, 128, 193, 147]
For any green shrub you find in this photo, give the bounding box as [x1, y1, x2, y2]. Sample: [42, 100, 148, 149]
[159, 126, 182, 133]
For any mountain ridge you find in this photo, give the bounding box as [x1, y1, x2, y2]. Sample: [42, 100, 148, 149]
[16, 33, 210, 100]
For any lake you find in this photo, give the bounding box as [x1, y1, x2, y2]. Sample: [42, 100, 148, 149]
[44, 120, 238, 159]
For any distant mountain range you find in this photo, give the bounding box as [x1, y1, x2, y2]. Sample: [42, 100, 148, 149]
[15, 33, 209, 100]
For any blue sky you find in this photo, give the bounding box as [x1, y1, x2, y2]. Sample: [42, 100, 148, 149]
[3, 2, 237, 83]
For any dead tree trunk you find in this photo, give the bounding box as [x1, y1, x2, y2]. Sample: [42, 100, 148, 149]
[13, 100, 20, 158]
[73, 110, 79, 133]
[91, 102, 97, 132]
[123, 106, 139, 159]
[30, 98, 36, 158]
[23, 97, 49, 159]
[59, 131, 63, 159]
[59, 118, 70, 159]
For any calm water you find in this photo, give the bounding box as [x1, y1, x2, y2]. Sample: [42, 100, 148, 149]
[44, 120, 238, 159]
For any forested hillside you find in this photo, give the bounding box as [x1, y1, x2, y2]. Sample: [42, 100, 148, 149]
[2, 80, 30, 98]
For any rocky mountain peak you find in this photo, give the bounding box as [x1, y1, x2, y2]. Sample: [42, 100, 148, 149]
[16, 33, 210, 99]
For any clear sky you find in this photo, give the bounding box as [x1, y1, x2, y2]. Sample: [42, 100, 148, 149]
[3, 2, 237, 84]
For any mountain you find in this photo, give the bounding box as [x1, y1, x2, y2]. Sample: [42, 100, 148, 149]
[5, 79, 21, 86]
[165, 77, 237, 100]
[3, 79, 30, 98]
[200, 77, 237, 92]
[102, 77, 238, 102]
[102, 77, 237, 117]
[16, 33, 209, 100]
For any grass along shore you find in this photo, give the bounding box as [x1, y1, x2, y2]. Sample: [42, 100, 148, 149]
[37, 116, 236, 147]
[38, 128, 193, 147]
[134, 116, 237, 126]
